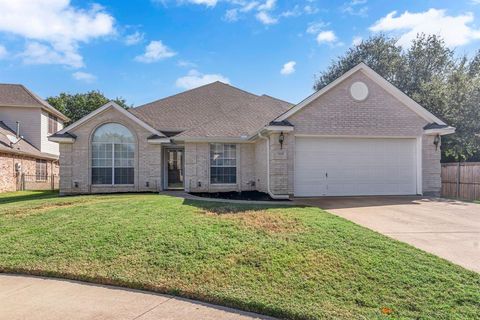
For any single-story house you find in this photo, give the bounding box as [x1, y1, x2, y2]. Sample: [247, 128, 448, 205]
[49, 63, 455, 198]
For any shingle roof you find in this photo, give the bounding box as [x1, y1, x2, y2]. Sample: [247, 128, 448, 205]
[129, 81, 293, 138]
[423, 123, 449, 130]
[0, 121, 58, 160]
[0, 84, 69, 121]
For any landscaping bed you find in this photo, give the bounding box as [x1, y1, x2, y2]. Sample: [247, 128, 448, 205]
[0, 191, 479, 319]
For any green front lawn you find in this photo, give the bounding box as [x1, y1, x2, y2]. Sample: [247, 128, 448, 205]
[0, 191, 478, 319]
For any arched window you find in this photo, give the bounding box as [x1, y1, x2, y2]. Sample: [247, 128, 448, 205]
[91, 123, 135, 185]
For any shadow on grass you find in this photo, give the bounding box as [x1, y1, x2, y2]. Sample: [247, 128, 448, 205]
[0, 191, 59, 205]
[182, 198, 305, 215]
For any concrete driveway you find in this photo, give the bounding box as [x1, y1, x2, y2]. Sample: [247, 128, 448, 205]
[296, 196, 480, 273]
[0, 274, 274, 320]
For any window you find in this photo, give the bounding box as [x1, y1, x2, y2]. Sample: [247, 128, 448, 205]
[36, 159, 47, 181]
[210, 143, 236, 184]
[48, 114, 58, 134]
[91, 123, 135, 185]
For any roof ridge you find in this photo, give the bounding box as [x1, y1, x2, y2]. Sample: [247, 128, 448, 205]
[134, 81, 222, 110]
[134, 81, 259, 111]
[0, 83, 23, 86]
[18, 84, 47, 107]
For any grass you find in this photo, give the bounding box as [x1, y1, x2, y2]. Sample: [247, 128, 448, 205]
[0, 191, 479, 319]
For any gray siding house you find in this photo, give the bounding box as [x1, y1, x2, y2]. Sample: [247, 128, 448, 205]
[49, 63, 454, 197]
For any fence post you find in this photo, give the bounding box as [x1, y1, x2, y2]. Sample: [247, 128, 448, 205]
[21, 173, 25, 191]
[456, 162, 461, 199]
[51, 174, 54, 190]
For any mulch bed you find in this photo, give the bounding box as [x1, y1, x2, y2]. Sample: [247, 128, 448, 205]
[189, 191, 287, 201]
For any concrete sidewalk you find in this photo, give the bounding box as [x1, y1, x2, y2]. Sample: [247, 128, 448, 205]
[0, 274, 275, 320]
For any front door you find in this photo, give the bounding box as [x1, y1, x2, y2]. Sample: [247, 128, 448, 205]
[166, 149, 184, 189]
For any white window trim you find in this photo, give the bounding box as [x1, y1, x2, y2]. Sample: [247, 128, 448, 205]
[92, 141, 135, 186]
[209, 143, 238, 185]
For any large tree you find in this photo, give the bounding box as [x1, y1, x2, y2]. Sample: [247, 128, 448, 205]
[47, 91, 130, 125]
[314, 34, 480, 162]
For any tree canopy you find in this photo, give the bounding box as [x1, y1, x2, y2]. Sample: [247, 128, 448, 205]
[47, 91, 130, 125]
[314, 34, 480, 162]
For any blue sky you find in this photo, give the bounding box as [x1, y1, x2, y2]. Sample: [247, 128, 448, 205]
[0, 0, 480, 106]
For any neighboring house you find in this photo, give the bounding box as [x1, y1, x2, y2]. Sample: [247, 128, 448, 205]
[49, 63, 454, 197]
[0, 84, 69, 192]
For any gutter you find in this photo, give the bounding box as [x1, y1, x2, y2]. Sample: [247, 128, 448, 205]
[258, 132, 290, 200]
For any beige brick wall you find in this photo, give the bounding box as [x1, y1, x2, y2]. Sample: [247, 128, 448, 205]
[422, 135, 442, 196]
[268, 133, 294, 196]
[57, 107, 161, 195]
[254, 139, 267, 193]
[185, 142, 256, 193]
[288, 71, 428, 136]
[281, 70, 442, 196]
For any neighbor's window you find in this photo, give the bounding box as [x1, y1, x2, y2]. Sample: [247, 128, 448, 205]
[91, 123, 134, 185]
[210, 143, 236, 184]
[35, 159, 47, 181]
[48, 114, 58, 134]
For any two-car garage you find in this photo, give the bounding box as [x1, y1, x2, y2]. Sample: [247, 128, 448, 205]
[294, 137, 418, 197]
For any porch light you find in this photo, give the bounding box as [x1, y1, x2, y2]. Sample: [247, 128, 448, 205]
[279, 132, 285, 149]
[433, 134, 440, 151]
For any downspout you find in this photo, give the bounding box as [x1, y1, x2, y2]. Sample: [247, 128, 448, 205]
[258, 132, 290, 200]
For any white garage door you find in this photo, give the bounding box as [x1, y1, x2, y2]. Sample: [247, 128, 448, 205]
[294, 137, 418, 196]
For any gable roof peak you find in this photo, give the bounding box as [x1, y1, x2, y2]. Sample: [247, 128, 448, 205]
[275, 61, 446, 125]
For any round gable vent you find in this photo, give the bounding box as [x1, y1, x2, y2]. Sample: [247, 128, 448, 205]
[350, 81, 369, 101]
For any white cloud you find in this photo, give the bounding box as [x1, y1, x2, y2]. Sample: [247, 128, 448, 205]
[242, 1, 259, 12]
[125, 31, 144, 45]
[177, 59, 197, 68]
[172, 0, 217, 6]
[20, 41, 83, 67]
[256, 11, 278, 25]
[341, 0, 368, 17]
[280, 61, 296, 75]
[224, 9, 239, 22]
[258, 0, 276, 11]
[72, 71, 96, 83]
[176, 69, 229, 90]
[316, 30, 337, 44]
[352, 36, 362, 46]
[304, 5, 319, 15]
[135, 40, 176, 63]
[0, 44, 7, 58]
[0, 0, 115, 68]
[306, 21, 328, 34]
[370, 9, 480, 48]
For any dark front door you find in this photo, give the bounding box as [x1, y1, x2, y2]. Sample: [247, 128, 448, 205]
[166, 149, 184, 189]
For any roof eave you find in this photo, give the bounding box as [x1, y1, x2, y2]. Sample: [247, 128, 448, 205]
[147, 137, 172, 144]
[48, 136, 76, 143]
[424, 126, 456, 136]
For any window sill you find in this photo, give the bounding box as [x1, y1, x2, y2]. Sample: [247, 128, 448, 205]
[210, 183, 238, 186]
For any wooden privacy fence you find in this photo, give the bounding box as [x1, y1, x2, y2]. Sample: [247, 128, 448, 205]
[441, 162, 480, 200]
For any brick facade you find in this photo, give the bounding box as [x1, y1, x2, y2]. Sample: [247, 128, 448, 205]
[58, 106, 161, 195]
[0, 152, 58, 192]
[56, 70, 444, 197]
[288, 71, 428, 137]
[184, 142, 257, 193]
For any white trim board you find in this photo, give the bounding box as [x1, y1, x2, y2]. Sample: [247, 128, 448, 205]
[57, 101, 164, 137]
[276, 62, 446, 126]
